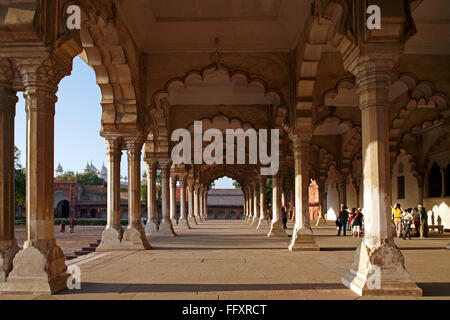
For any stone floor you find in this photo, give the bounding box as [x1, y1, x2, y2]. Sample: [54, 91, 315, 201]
[3, 219, 450, 300]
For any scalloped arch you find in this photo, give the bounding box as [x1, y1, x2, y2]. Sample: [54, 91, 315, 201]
[79, 5, 138, 130]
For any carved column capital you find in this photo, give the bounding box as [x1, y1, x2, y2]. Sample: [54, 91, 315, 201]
[159, 159, 172, 177]
[103, 136, 123, 161]
[145, 160, 158, 173]
[11, 56, 72, 94]
[179, 174, 187, 187]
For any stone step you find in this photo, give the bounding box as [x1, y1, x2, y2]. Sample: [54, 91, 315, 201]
[65, 255, 77, 260]
[82, 246, 96, 252]
[74, 250, 90, 256]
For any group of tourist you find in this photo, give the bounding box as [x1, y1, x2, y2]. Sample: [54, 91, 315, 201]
[336, 206, 364, 237]
[392, 203, 428, 239]
[60, 219, 76, 233]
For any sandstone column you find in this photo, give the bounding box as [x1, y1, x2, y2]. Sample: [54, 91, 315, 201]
[252, 182, 260, 226]
[187, 178, 197, 225]
[203, 189, 208, 220]
[247, 188, 253, 224]
[199, 186, 204, 222]
[122, 141, 150, 249]
[177, 175, 190, 228]
[316, 179, 327, 226]
[193, 185, 201, 223]
[170, 175, 178, 226]
[268, 174, 287, 237]
[243, 190, 248, 221]
[97, 137, 124, 250]
[145, 160, 159, 234]
[338, 174, 347, 207]
[6, 61, 68, 293]
[158, 160, 176, 236]
[341, 54, 422, 296]
[0, 83, 19, 284]
[257, 176, 268, 229]
[289, 140, 319, 251]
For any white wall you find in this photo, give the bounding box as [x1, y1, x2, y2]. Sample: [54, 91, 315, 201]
[391, 153, 420, 210]
[346, 181, 358, 210]
[424, 197, 450, 228]
[326, 184, 339, 221]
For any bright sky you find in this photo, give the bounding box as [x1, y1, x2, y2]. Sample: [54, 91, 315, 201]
[14, 56, 234, 189]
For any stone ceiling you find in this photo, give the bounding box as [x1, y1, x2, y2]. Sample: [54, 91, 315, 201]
[116, 0, 311, 52]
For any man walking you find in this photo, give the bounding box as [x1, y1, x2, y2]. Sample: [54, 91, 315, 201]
[337, 205, 349, 236]
[402, 208, 414, 240]
[418, 204, 428, 238]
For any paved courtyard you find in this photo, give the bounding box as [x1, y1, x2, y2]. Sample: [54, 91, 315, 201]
[4, 220, 450, 300]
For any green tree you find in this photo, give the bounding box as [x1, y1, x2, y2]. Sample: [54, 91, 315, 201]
[141, 183, 147, 206]
[14, 146, 26, 208]
[58, 171, 76, 181]
[232, 180, 241, 189]
[77, 171, 104, 185]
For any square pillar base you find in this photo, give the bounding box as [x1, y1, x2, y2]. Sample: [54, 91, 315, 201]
[0, 240, 19, 282]
[315, 218, 328, 226]
[267, 220, 288, 237]
[157, 220, 176, 236]
[122, 226, 151, 250]
[170, 218, 178, 227]
[341, 239, 423, 296]
[188, 216, 197, 226]
[145, 220, 159, 235]
[97, 225, 124, 251]
[256, 218, 269, 230]
[177, 218, 190, 229]
[1, 244, 68, 295]
[288, 229, 320, 251]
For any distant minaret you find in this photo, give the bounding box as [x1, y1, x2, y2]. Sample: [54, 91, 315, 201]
[56, 162, 63, 177]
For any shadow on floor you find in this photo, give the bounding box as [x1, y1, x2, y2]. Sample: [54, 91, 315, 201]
[58, 282, 347, 295]
[149, 246, 287, 251]
[416, 283, 450, 297]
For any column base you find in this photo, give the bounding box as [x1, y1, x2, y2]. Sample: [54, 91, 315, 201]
[315, 217, 328, 226]
[121, 226, 151, 250]
[247, 216, 253, 224]
[158, 220, 176, 236]
[194, 215, 202, 223]
[288, 227, 320, 251]
[199, 215, 205, 223]
[97, 225, 124, 251]
[2, 242, 68, 295]
[0, 240, 19, 282]
[188, 216, 197, 226]
[251, 216, 259, 226]
[341, 238, 423, 296]
[145, 219, 159, 235]
[177, 218, 190, 229]
[256, 218, 269, 230]
[267, 220, 288, 237]
[170, 218, 178, 227]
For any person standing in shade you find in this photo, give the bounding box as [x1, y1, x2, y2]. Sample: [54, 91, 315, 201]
[60, 220, 66, 233]
[281, 207, 288, 229]
[392, 203, 403, 238]
[69, 218, 76, 233]
[352, 209, 364, 238]
[418, 204, 428, 238]
[402, 208, 414, 240]
[413, 207, 420, 237]
[337, 205, 349, 236]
